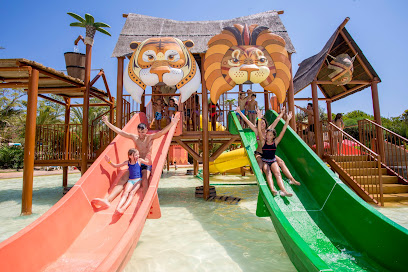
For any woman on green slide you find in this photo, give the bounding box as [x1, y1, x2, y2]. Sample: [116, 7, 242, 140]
[258, 112, 294, 196]
[235, 106, 300, 187]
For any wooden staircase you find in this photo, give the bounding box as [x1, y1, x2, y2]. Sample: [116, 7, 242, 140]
[328, 155, 408, 203]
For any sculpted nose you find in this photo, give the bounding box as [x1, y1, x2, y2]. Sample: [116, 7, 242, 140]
[150, 62, 171, 82]
[240, 65, 259, 81]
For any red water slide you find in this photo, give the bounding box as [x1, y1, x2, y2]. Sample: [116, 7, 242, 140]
[0, 112, 179, 271]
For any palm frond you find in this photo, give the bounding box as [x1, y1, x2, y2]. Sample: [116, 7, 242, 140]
[94, 22, 111, 28]
[70, 22, 85, 27]
[85, 13, 95, 25]
[67, 12, 85, 23]
[95, 27, 111, 36]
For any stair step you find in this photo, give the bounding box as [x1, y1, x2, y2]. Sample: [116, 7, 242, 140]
[347, 168, 387, 176]
[339, 161, 378, 168]
[354, 175, 399, 184]
[367, 184, 408, 194]
[383, 193, 408, 202]
[332, 155, 369, 162]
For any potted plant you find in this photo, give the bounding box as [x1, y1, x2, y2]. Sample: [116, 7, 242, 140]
[65, 13, 111, 80]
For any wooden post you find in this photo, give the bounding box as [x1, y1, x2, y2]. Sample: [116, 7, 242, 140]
[21, 68, 39, 215]
[63, 98, 71, 188]
[311, 81, 323, 157]
[371, 78, 385, 162]
[116, 57, 124, 128]
[193, 143, 199, 175]
[201, 53, 210, 199]
[109, 100, 114, 141]
[264, 90, 269, 111]
[288, 53, 296, 130]
[141, 91, 146, 114]
[326, 100, 333, 155]
[81, 44, 92, 175]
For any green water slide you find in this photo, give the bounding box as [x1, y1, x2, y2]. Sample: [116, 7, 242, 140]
[228, 110, 408, 272]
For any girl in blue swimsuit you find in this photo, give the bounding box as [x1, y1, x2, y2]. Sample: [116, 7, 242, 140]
[104, 148, 149, 213]
[258, 112, 293, 197]
[166, 98, 178, 125]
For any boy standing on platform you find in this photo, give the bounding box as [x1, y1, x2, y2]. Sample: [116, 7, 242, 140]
[246, 93, 258, 125]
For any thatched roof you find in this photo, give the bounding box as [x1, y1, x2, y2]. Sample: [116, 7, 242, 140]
[112, 11, 295, 58]
[293, 20, 380, 102]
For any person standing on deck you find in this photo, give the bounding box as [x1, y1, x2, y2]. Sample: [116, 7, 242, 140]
[295, 103, 317, 146]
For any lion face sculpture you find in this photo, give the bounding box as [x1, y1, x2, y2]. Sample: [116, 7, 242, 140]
[124, 37, 201, 104]
[204, 24, 291, 104]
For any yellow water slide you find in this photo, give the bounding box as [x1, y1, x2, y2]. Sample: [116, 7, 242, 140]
[209, 148, 250, 173]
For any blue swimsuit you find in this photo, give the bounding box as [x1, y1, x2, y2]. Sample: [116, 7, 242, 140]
[155, 112, 162, 120]
[128, 162, 142, 185]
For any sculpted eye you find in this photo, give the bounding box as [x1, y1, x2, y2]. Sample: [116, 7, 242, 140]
[142, 50, 157, 62]
[259, 57, 266, 63]
[165, 50, 180, 62]
[233, 58, 239, 63]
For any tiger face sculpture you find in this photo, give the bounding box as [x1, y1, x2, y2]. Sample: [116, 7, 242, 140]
[124, 37, 201, 104]
[204, 24, 291, 104]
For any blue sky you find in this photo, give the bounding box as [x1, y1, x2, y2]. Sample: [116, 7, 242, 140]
[1, 0, 407, 117]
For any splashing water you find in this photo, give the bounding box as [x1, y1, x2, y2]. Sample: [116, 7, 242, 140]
[74, 45, 79, 53]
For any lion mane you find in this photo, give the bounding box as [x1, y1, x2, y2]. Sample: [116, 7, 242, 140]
[204, 24, 291, 104]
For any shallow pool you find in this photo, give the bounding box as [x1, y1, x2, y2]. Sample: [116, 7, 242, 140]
[1, 170, 407, 271]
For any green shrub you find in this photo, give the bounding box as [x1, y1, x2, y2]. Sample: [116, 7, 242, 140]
[0, 145, 24, 170]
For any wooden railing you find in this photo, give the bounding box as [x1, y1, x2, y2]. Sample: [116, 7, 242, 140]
[326, 122, 384, 205]
[359, 119, 408, 182]
[123, 90, 268, 132]
[35, 124, 83, 161]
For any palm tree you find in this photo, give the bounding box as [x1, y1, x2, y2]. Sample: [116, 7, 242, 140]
[67, 12, 111, 45]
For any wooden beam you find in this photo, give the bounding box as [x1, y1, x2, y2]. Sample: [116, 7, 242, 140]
[81, 43, 92, 175]
[0, 82, 28, 88]
[0, 66, 31, 72]
[316, 80, 371, 85]
[90, 70, 104, 86]
[174, 138, 202, 162]
[116, 57, 124, 128]
[339, 30, 373, 79]
[101, 72, 113, 102]
[71, 103, 110, 107]
[371, 79, 385, 163]
[209, 136, 239, 161]
[35, 87, 86, 92]
[89, 90, 113, 105]
[21, 68, 39, 216]
[201, 53, 210, 199]
[294, 97, 331, 101]
[330, 84, 370, 101]
[288, 53, 295, 129]
[36, 69, 83, 87]
[38, 94, 66, 106]
[312, 81, 323, 158]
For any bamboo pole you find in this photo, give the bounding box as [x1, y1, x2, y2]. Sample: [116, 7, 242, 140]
[116, 57, 124, 128]
[81, 44, 92, 175]
[201, 53, 210, 199]
[21, 68, 39, 215]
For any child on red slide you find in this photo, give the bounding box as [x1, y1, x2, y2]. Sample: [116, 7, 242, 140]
[92, 148, 149, 213]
